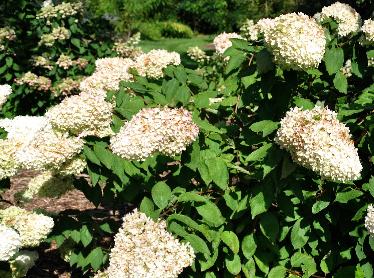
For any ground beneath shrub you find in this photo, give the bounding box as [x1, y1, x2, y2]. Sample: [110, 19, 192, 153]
[1, 171, 107, 278]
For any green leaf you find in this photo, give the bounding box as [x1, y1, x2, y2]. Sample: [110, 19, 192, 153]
[70, 230, 80, 243]
[151, 182, 172, 209]
[205, 157, 229, 190]
[259, 212, 279, 241]
[83, 146, 101, 166]
[291, 252, 317, 278]
[80, 225, 93, 247]
[290, 219, 309, 249]
[335, 189, 363, 203]
[249, 180, 274, 218]
[175, 85, 191, 105]
[225, 254, 241, 275]
[71, 38, 81, 48]
[242, 258, 256, 278]
[163, 79, 180, 103]
[351, 60, 363, 78]
[140, 197, 155, 216]
[249, 120, 279, 137]
[256, 49, 273, 74]
[324, 47, 344, 75]
[99, 223, 112, 233]
[87, 247, 104, 271]
[196, 202, 225, 227]
[268, 266, 287, 278]
[294, 97, 314, 110]
[312, 200, 330, 214]
[246, 143, 273, 162]
[221, 231, 240, 254]
[333, 71, 348, 93]
[5, 57, 13, 67]
[242, 234, 257, 259]
[94, 145, 114, 169]
[254, 253, 270, 274]
[225, 51, 246, 74]
[168, 214, 213, 241]
[185, 234, 211, 256]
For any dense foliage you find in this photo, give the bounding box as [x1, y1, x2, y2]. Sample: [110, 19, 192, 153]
[86, 0, 374, 33]
[0, 0, 114, 117]
[0, 1, 374, 278]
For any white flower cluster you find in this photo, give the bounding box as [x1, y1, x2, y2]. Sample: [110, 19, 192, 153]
[213, 32, 243, 54]
[0, 206, 54, 247]
[340, 59, 352, 77]
[275, 106, 362, 182]
[240, 19, 259, 41]
[0, 113, 85, 181]
[56, 54, 88, 70]
[15, 125, 84, 172]
[0, 27, 16, 42]
[110, 107, 199, 161]
[0, 140, 21, 180]
[113, 32, 143, 58]
[0, 116, 50, 179]
[262, 13, 326, 71]
[106, 209, 195, 278]
[0, 27, 16, 50]
[39, 27, 71, 47]
[32, 55, 53, 70]
[9, 250, 39, 278]
[319, 2, 361, 37]
[255, 18, 276, 34]
[0, 116, 48, 144]
[0, 84, 12, 109]
[21, 171, 74, 201]
[369, 57, 374, 67]
[56, 54, 74, 69]
[134, 49, 181, 79]
[187, 46, 208, 63]
[361, 19, 374, 45]
[45, 91, 114, 138]
[15, 72, 52, 91]
[365, 204, 374, 237]
[0, 224, 22, 261]
[80, 57, 135, 93]
[37, 1, 83, 20]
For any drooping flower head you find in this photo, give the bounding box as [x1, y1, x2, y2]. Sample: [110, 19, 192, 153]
[0, 224, 22, 261]
[275, 106, 362, 182]
[45, 92, 114, 138]
[106, 209, 195, 278]
[0, 84, 12, 109]
[213, 32, 243, 54]
[110, 107, 199, 161]
[263, 13, 326, 71]
[21, 171, 74, 201]
[0, 206, 54, 247]
[0, 139, 21, 180]
[9, 251, 39, 278]
[15, 125, 84, 172]
[319, 2, 361, 37]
